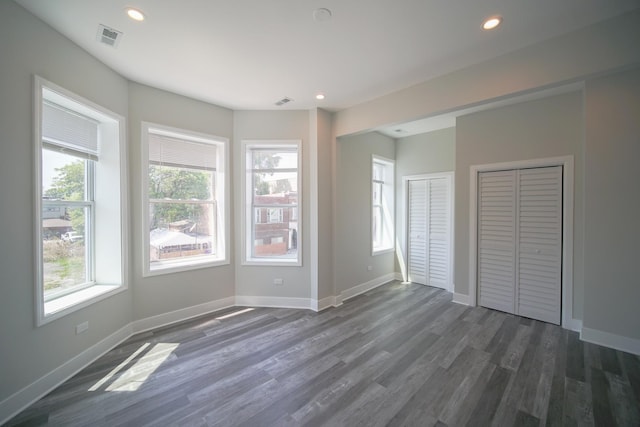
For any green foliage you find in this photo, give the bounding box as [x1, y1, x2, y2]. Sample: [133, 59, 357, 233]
[45, 160, 86, 234]
[253, 151, 281, 196]
[149, 165, 212, 228]
[253, 152, 281, 170]
[44, 161, 84, 201]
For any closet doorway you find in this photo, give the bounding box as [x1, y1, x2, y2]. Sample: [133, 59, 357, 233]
[469, 156, 575, 328]
[406, 173, 453, 290]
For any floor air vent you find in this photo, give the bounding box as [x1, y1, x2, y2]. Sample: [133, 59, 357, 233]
[96, 24, 123, 48]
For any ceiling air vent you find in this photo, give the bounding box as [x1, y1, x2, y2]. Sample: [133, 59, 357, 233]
[275, 97, 293, 107]
[96, 24, 123, 48]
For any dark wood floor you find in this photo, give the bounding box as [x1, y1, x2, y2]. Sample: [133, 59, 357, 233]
[6, 281, 640, 426]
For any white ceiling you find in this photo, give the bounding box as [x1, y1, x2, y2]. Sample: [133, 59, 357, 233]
[15, 0, 640, 113]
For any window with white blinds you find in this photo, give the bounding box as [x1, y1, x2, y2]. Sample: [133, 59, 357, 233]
[35, 76, 127, 326]
[42, 100, 99, 160]
[143, 123, 229, 275]
[148, 133, 217, 171]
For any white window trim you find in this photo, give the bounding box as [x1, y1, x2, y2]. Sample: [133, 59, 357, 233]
[242, 139, 302, 266]
[141, 122, 230, 277]
[34, 76, 128, 326]
[372, 155, 395, 256]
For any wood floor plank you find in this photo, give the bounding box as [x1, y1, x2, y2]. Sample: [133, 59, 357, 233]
[566, 330, 586, 382]
[6, 281, 640, 427]
[514, 410, 540, 427]
[440, 361, 497, 427]
[464, 366, 511, 426]
[490, 320, 545, 427]
[545, 328, 567, 427]
[621, 352, 640, 406]
[563, 377, 594, 426]
[606, 371, 640, 427]
[591, 367, 616, 426]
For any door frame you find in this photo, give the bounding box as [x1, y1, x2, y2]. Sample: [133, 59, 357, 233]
[468, 156, 577, 329]
[402, 171, 454, 292]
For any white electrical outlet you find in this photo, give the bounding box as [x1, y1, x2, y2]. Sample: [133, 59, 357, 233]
[273, 278, 284, 286]
[76, 321, 89, 335]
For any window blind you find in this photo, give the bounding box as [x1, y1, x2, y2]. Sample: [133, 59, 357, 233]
[42, 101, 99, 160]
[149, 133, 217, 171]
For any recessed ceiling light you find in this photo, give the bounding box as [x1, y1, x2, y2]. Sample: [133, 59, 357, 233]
[126, 7, 145, 22]
[316, 93, 325, 100]
[482, 16, 502, 30]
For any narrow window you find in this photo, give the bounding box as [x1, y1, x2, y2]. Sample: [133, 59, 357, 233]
[41, 102, 96, 297]
[142, 123, 228, 275]
[372, 156, 395, 254]
[35, 76, 126, 325]
[243, 140, 301, 265]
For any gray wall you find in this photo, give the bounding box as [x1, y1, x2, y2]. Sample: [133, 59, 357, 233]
[333, 10, 640, 137]
[335, 132, 395, 294]
[455, 92, 584, 318]
[233, 111, 311, 299]
[583, 67, 640, 340]
[394, 127, 456, 276]
[0, 1, 132, 401]
[314, 109, 335, 300]
[128, 83, 235, 320]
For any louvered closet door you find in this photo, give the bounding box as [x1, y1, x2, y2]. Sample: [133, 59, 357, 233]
[427, 178, 450, 288]
[478, 170, 517, 314]
[478, 166, 562, 325]
[408, 180, 427, 285]
[517, 166, 562, 325]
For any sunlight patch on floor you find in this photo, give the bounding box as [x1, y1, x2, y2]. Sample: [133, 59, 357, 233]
[216, 307, 254, 320]
[88, 342, 178, 392]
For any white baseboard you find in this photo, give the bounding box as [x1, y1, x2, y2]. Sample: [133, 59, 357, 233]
[340, 272, 397, 304]
[452, 292, 470, 306]
[235, 295, 313, 310]
[314, 296, 337, 312]
[0, 323, 133, 426]
[563, 318, 583, 333]
[132, 296, 236, 334]
[393, 272, 403, 281]
[581, 327, 640, 356]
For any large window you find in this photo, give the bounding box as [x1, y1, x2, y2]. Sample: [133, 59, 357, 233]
[35, 77, 127, 325]
[372, 155, 395, 254]
[243, 140, 301, 265]
[142, 123, 229, 275]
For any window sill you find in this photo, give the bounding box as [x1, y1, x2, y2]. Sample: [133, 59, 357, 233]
[146, 257, 229, 277]
[242, 258, 302, 267]
[372, 247, 394, 256]
[41, 284, 125, 326]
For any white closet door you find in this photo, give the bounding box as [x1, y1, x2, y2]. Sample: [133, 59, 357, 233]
[427, 178, 450, 288]
[478, 166, 563, 325]
[407, 176, 452, 289]
[478, 170, 517, 314]
[517, 166, 562, 324]
[408, 180, 427, 285]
